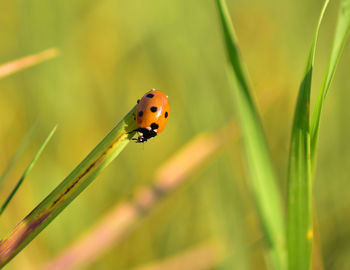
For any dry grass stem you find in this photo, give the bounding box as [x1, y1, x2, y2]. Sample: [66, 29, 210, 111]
[133, 242, 222, 270]
[0, 48, 59, 79]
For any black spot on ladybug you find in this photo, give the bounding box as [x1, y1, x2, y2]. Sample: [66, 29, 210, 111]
[138, 111, 143, 117]
[150, 106, 158, 112]
[137, 99, 140, 104]
[146, 93, 154, 98]
[151, 123, 159, 130]
[165, 112, 168, 118]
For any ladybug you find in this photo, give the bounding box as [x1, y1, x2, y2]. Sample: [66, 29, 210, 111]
[132, 89, 170, 143]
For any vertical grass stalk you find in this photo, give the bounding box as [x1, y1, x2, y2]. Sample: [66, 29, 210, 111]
[310, 0, 350, 169]
[216, 1, 286, 269]
[287, 1, 329, 269]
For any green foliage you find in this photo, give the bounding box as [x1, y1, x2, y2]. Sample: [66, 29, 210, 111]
[0, 108, 137, 267]
[0, 125, 57, 216]
[311, 0, 350, 167]
[0, 0, 350, 269]
[287, 2, 329, 268]
[216, 0, 286, 268]
[0, 123, 38, 189]
[287, 0, 350, 268]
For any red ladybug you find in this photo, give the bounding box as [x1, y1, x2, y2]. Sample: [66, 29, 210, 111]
[132, 89, 170, 143]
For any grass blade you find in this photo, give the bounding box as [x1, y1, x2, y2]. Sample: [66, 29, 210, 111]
[216, 0, 286, 268]
[0, 122, 38, 189]
[310, 0, 350, 166]
[0, 106, 139, 267]
[287, 1, 329, 269]
[0, 48, 59, 79]
[42, 124, 234, 270]
[132, 242, 222, 270]
[0, 125, 57, 216]
[42, 92, 278, 270]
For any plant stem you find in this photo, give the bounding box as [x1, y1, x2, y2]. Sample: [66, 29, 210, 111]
[0, 106, 138, 267]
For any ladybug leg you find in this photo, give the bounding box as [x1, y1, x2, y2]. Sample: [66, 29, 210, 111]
[136, 137, 147, 143]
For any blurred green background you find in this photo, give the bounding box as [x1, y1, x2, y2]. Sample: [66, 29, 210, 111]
[0, 0, 349, 269]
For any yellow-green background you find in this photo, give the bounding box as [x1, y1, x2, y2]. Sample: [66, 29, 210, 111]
[1, 0, 349, 269]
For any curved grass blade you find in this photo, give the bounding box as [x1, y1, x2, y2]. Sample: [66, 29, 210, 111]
[0, 121, 38, 189]
[0, 48, 59, 79]
[0, 125, 57, 216]
[0, 106, 138, 267]
[215, 1, 286, 269]
[287, 1, 329, 269]
[310, 0, 350, 168]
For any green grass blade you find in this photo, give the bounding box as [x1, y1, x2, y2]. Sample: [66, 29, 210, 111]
[0, 105, 138, 267]
[0, 122, 38, 189]
[310, 0, 350, 166]
[287, 1, 329, 269]
[216, 1, 286, 269]
[43, 125, 233, 270]
[0, 125, 57, 216]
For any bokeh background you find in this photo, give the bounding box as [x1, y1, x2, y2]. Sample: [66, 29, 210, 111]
[1, 0, 350, 269]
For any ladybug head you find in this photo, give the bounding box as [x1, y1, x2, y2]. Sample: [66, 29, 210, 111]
[132, 128, 157, 143]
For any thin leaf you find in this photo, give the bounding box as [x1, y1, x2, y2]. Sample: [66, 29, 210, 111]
[0, 105, 139, 267]
[215, 1, 286, 269]
[42, 124, 234, 270]
[0, 121, 38, 189]
[0, 125, 57, 216]
[310, 0, 350, 167]
[0, 48, 59, 79]
[287, 1, 329, 269]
